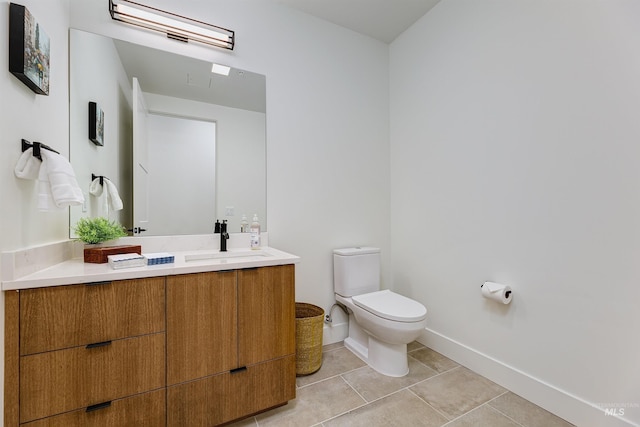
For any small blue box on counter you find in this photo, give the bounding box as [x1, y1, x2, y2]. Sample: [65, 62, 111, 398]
[143, 252, 175, 265]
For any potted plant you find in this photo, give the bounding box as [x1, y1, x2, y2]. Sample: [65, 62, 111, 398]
[73, 217, 140, 263]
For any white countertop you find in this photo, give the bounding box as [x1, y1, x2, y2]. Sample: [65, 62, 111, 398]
[2, 246, 300, 291]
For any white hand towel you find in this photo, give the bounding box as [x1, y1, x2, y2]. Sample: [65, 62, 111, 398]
[104, 178, 123, 211]
[89, 177, 108, 215]
[89, 178, 104, 197]
[39, 150, 84, 209]
[37, 156, 58, 211]
[14, 148, 42, 180]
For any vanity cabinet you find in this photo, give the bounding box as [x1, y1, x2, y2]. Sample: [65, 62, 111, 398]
[166, 265, 296, 426]
[5, 264, 296, 427]
[9, 277, 166, 425]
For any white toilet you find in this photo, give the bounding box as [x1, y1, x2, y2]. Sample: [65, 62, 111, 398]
[333, 247, 427, 377]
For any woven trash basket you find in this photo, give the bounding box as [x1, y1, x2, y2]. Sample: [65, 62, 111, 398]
[295, 302, 324, 376]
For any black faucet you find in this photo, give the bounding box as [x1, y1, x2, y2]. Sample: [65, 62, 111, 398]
[219, 220, 229, 252]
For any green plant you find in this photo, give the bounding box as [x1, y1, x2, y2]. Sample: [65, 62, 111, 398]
[73, 217, 128, 244]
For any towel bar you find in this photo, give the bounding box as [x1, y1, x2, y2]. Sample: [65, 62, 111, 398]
[21, 139, 59, 161]
[91, 173, 106, 186]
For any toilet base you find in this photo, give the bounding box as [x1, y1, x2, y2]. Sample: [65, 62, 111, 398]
[344, 336, 409, 377]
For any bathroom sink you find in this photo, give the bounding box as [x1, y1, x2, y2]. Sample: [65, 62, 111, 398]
[184, 250, 270, 262]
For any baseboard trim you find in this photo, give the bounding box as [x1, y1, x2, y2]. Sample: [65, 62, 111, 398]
[323, 321, 348, 346]
[419, 328, 638, 427]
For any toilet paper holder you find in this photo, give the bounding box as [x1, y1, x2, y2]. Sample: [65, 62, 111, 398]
[481, 282, 513, 304]
[480, 283, 511, 297]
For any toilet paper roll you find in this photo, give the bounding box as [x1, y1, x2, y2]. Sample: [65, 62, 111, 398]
[481, 281, 512, 304]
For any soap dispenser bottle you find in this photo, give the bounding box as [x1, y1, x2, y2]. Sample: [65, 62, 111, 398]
[250, 214, 261, 249]
[240, 214, 249, 233]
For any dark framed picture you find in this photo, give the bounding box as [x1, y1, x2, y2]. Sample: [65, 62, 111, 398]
[9, 3, 50, 95]
[89, 102, 105, 146]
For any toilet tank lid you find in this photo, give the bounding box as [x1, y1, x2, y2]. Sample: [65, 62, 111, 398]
[333, 247, 380, 256]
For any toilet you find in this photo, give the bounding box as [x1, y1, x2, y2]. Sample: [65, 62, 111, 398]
[333, 247, 427, 377]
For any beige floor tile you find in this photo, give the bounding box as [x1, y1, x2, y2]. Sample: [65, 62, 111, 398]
[342, 356, 438, 402]
[324, 389, 448, 427]
[296, 347, 366, 387]
[488, 392, 575, 427]
[444, 405, 521, 427]
[408, 341, 426, 352]
[410, 367, 506, 419]
[255, 376, 365, 427]
[410, 347, 459, 373]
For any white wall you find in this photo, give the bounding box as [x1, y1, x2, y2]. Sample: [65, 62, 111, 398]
[144, 93, 266, 234]
[147, 113, 216, 236]
[0, 1, 71, 425]
[67, 0, 391, 327]
[68, 29, 133, 230]
[390, 1, 640, 426]
[0, 0, 70, 250]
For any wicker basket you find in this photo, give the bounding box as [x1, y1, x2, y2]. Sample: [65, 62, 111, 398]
[295, 302, 324, 376]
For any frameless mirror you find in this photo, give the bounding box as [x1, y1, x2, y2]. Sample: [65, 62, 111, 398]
[69, 29, 266, 237]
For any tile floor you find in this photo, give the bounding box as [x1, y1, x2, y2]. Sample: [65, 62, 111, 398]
[230, 341, 575, 427]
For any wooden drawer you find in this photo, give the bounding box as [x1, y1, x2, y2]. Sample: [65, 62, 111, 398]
[167, 355, 296, 426]
[167, 372, 229, 427]
[21, 389, 166, 427]
[228, 355, 296, 420]
[20, 333, 165, 423]
[20, 277, 165, 355]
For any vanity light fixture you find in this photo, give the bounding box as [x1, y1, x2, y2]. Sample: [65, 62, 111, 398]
[108, 0, 235, 50]
[211, 63, 231, 76]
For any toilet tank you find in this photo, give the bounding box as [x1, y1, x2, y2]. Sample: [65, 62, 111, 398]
[333, 247, 380, 297]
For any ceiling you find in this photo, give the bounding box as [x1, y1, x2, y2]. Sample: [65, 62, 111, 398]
[113, 38, 266, 113]
[274, 0, 441, 43]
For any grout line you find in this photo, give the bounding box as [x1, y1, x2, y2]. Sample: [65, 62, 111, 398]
[440, 405, 486, 426]
[340, 373, 369, 403]
[438, 391, 528, 427]
[407, 387, 453, 422]
[485, 392, 529, 427]
[296, 364, 369, 390]
[319, 387, 415, 426]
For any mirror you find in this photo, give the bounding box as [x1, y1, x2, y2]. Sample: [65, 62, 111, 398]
[69, 29, 266, 237]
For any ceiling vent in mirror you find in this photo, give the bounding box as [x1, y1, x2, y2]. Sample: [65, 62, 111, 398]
[109, 0, 235, 50]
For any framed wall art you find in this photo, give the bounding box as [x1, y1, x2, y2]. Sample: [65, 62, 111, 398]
[9, 3, 50, 95]
[88, 102, 105, 146]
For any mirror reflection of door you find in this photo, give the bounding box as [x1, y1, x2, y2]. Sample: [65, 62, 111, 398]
[132, 77, 150, 235]
[146, 114, 216, 236]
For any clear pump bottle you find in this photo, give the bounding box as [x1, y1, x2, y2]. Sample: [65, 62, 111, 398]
[250, 214, 261, 249]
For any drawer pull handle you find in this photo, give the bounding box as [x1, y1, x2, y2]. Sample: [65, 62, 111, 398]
[230, 366, 247, 374]
[86, 401, 112, 412]
[86, 281, 111, 287]
[86, 340, 112, 349]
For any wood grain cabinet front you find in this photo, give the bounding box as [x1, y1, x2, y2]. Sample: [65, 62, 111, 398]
[6, 264, 296, 427]
[167, 265, 296, 426]
[19, 277, 165, 355]
[9, 277, 167, 426]
[166, 271, 237, 386]
[20, 389, 166, 427]
[167, 354, 296, 426]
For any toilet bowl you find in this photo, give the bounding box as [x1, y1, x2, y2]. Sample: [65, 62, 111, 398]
[333, 247, 427, 377]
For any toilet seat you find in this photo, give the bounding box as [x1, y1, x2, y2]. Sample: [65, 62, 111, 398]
[352, 289, 427, 322]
